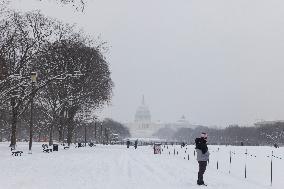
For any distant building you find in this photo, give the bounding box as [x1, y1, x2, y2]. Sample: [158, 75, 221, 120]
[126, 96, 196, 138]
[165, 115, 195, 131]
[126, 96, 163, 138]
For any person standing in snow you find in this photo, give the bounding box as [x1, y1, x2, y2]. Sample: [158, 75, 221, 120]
[126, 139, 130, 148]
[134, 140, 138, 149]
[195, 132, 210, 186]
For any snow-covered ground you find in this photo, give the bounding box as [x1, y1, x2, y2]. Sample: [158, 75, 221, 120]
[0, 142, 283, 189]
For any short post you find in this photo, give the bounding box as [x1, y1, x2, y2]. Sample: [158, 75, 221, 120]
[245, 149, 247, 178]
[271, 151, 273, 186]
[194, 150, 196, 156]
[217, 161, 219, 170]
[174, 149, 175, 155]
[229, 150, 232, 174]
[245, 164, 247, 178]
[188, 154, 189, 160]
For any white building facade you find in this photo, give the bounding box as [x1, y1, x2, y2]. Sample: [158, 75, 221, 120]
[165, 115, 196, 131]
[126, 96, 195, 138]
[127, 96, 163, 138]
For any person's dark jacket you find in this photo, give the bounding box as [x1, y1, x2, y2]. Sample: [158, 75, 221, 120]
[195, 138, 210, 161]
[195, 138, 208, 154]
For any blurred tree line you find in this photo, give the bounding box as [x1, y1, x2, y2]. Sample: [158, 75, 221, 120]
[154, 122, 284, 146]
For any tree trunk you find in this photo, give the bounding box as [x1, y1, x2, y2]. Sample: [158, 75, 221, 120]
[49, 110, 57, 145]
[100, 123, 103, 143]
[67, 108, 76, 146]
[9, 98, 17, 149]
[58, 125, 63, 142]
[94, 122, 97, 141]
[28, 92, 34, 152]
[48, 124, 54, 146]
[38, 132, 41, 142]
[67, 117, 74, 146]
[58, 114, 64, 143]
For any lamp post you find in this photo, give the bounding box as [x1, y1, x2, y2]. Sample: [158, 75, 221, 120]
[67, 96, 74, 146]
[28, 72, 37, 154]
[62, 109, 68, 143]
[93, 117, 97, 143]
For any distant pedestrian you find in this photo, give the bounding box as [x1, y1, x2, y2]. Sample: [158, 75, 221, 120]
[195, 132, 210, 186]
[126, 139, 130, 148]
[134, 140, 138, 149]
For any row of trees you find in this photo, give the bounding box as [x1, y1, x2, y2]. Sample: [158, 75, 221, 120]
[0, 10, 117, 150]
[154, 122, 284, 146]
[0, 114, 130, 145]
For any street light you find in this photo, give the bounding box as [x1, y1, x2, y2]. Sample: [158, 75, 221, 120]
[66, 96, 74, 146]
[28, 72, 37, 154]
[93, 117, 98, 143]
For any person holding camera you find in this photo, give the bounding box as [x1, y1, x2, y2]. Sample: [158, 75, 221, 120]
[195, 132, 210, 186]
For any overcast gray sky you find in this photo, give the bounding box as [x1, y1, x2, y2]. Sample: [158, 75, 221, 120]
[11, 0, 284, 127]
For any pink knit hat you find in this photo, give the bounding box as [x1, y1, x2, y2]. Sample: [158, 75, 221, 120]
[201, 132, 208, 139]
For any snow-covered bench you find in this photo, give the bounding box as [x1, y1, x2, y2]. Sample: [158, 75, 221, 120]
[42, 144, 53, 153]
[11, 150, 23, 156]
[64, 146, 69, 150]
[76, 143, 85, 148]
[60, 143, 69, 149]
[88, 142, 95, 147]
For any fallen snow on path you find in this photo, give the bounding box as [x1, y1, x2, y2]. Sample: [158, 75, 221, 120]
[0, 143, 281, 189]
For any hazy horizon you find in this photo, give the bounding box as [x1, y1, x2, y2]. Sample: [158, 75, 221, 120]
[10, 0, 284, 127]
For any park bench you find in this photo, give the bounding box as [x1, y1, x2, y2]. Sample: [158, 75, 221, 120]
[42, 144, 53, 153]
[88, 142, 95, 147]
[64, 146, 69, 150]
[76, 142, 84, 148]
[11, 149, 23, 156]
[60, 143, 69, 149]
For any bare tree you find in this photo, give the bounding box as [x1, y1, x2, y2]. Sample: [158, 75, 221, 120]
[34, 38, 113, 146]
[0, 11, 78, 148]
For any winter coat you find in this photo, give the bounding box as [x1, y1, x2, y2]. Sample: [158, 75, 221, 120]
[196, 149, 210, 161]
[195, 138, 210, 162]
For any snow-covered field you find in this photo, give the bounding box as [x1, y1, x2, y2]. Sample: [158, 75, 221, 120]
[0, 142, 283, 189]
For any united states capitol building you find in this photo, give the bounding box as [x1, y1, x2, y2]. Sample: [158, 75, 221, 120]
[126, 96, 194, 138]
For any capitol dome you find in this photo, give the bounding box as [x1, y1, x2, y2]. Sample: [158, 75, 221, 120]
[134, 96, 151, 122]
[176, 115, 189, 125]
